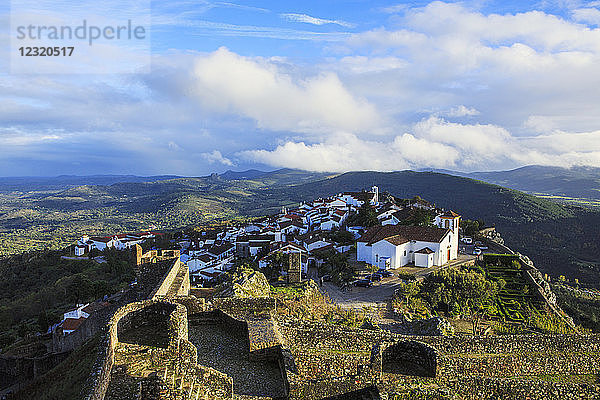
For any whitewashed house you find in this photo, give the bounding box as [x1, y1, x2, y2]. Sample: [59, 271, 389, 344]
[303, 236, 334, 252]
[278, 220, 308, 236]
[258, 242, 309, 273]
[356, 223, 459, 269]
[87, 236, 115, 251]
[74, 245, 86, 256]
[338, 186, 379, 208]
[188, 254, 217, 273]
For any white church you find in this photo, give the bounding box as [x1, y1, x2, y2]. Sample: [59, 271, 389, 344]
[356, 210, 460, 269]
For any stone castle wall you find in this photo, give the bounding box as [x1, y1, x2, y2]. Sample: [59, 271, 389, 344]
[81, 300, 188, 400]
[82, 299, 233, 400]
[150, 258, 184, 299]
[280, 320, 600, 397]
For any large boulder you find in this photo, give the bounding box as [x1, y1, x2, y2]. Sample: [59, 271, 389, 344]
[216, 268, 271, 298]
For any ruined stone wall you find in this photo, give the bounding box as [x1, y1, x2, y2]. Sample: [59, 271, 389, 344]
[281, 321, 600, 384]
[291, 351, 370, 380]
[0, 351, 70, 389]
[212, 297, 277, 319]
[283, 321, 600, 355]
[376, 341, 437, 378]
[81, 300, 191, 400]
[420, 333, 600, 355]
[151, 258, 184, 299]
[279, 320, 395, 353]
[173, 296, 207, 315]
[442, 377, 600, 400]
[179, 266, 190, 296]
[136, 260, 174, 299]
[438, 351, 600, 378]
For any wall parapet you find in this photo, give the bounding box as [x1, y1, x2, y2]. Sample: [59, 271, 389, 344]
[82, 300, 201, 400]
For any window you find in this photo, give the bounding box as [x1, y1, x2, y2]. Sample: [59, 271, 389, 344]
[403, 250, 406, 256]
[376, 254, 379, 262]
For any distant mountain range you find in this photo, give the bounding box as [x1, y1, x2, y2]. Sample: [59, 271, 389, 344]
[0, 175, 182, 193]
[3, 165, 598, 200]
[421, 165, 600, 200]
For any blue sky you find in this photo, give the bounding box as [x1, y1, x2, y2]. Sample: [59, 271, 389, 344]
[2, 0, 600, 176]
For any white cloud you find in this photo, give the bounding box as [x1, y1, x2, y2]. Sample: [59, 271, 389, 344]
[280, 13, 354, 28]
[242, 117, 600, 172]
[3, 2, 600, 175]
[444, 105, 481, 117]
[336, 56, 407, 73]
[190, 47, 383, 135]
[0, 128, 63, 146]
[201, 150, 234, 166]
[240, 132, 459, 172]
[572, 7, 600, 24]
[523, 116, 559, 133]
[380, 4, 410, 14]
[340, 1, 600, 135]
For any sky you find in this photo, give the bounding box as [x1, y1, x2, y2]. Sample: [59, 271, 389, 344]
[1, 0, 600, 176]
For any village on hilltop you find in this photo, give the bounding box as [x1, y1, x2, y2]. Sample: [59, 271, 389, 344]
[70, 186, 470, 291]
[5, 187, 595, 400]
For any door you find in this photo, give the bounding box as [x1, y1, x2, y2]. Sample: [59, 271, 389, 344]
[447, 249, 451, 262]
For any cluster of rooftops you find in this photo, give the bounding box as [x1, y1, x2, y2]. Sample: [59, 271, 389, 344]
[72, 187, 461, 284]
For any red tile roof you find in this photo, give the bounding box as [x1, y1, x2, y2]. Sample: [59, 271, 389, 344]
[415, 247, 435, 254]
[385, 236, 409, 246]
[358, 225, 449, 245]
[81, 302, 109, 314]
[61, 317, 86, 332]
[439, 210, 461, 218]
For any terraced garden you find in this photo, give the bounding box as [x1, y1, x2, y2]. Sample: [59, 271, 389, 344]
[480, 255, 546, 324]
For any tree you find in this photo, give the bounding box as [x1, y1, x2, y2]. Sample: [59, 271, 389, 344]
[17, 321, 28, 338]
[93, 280, 111, 299]
[263, 252, 289, 280]
[462, 219, 482, 236]
[357, 204, 379, 227]
[66, 275, 94, 303]
[37, 311, 49, 333]
[421, 268, 499, 316]
[405, 209, 434, 227]
[327, 229, 355, 245]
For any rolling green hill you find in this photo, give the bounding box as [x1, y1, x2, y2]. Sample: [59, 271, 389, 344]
[0, 169, 598, 286]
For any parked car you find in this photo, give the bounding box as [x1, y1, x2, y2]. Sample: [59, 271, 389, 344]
[478, 245, 489, 250]
[461, 237, 473, 244]
[321, 274, 332, 282]
[370, 273, 382, 281]
[472, 248, 482, 256]
[378, 269, 393, 278]
[474, 241, 484, 247]
[353, 278, 373, 287]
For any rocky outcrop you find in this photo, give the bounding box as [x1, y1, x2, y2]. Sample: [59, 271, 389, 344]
[216, 268, 271, 298]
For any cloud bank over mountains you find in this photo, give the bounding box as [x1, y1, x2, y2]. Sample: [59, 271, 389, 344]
[1, 1, 600, 175]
